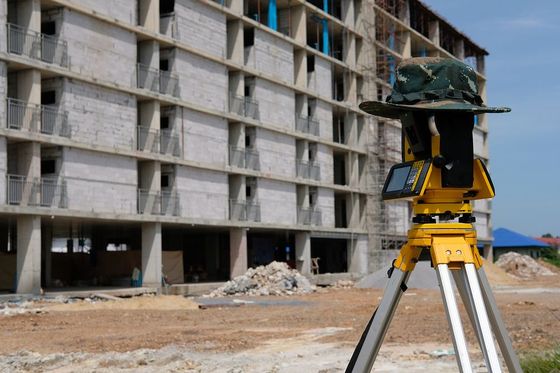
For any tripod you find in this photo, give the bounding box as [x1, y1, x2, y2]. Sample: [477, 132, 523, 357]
[346, 221, 522, 373]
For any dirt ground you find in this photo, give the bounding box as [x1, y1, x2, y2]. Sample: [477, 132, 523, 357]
[0, 274, 559, 372]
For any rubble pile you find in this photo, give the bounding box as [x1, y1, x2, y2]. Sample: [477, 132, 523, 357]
[207, 261, 315, 297]
[495, 252, 555, 278]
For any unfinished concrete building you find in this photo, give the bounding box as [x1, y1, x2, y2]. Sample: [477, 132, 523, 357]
[0, 0, 491, 294]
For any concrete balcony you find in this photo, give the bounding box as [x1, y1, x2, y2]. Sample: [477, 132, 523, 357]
[137, 63, 179, 97]
[296, 160, 320, 181]
[229, 199, 261, 222]
[137, 189, 180, 216]
[228, 146, 260, 171]
[295, 115, 320, 136]
[7, 98, 71, 138]
[137, 126, 180, 156]
[7, 23, 68, 67]
[228, 94, 259, 120]
[297, 207, 322, 226]
[7, 174, 67, 208]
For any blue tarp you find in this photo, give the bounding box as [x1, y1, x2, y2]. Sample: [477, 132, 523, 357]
[493, 228, 550, 248]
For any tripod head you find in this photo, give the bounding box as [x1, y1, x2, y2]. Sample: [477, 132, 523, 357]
[381, 111, 494, 222]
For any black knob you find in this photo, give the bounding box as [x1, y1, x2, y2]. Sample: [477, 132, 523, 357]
[433, 155, 446, 168]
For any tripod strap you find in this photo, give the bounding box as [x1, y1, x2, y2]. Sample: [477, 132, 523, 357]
[345, 262, 408, 373]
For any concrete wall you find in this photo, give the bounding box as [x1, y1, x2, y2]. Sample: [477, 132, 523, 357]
[61, 148, 137, 214]
[473, 129, 485, 157]
[175, 166, 229, 221]
[316, 143, 333, 184]
[246, 29, 293, 83]
[255, 129, 295, 178]
[182, 108, 228, 166]
[316, 99, 333, 141]
[60, 9, 137, 86]
[258, 179, 296, 225]
[474, 211, 490, 240]
[174, 0, 227, 58]
[174, 49, 228, 112]
[55, 78, 136, 149]
[71, 0, 137, 24]
[312, 55, 332, 97]
[317, 187, 335, 228]
[253, 79, 294, 131]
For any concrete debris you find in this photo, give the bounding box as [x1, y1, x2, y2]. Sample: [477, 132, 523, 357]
[206, 262, 315, 297]
[495, 252, 555, 278]
[329, 280, 355, 288]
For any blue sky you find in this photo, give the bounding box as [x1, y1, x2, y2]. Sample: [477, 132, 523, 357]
[421, 1, 560, 237]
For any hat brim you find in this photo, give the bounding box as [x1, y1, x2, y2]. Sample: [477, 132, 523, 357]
[359, 99, 511, 119]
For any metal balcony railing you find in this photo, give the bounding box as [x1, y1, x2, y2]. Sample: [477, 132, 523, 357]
[229, 94, 259, 120]
[137, 126, 160, 153]
[7, 98, 71, 137]
[138, 189, 180, 216]
[161, 190, 180, 216]
[296, 160, 321, 181]
[137, 63, 160, 92]
[295, 115, 320, 136]
[137, 64, 180, 97]
[160, 128, 180, 156]
[297, 207, 322, 226]
[159, 70, 179, 97]
[7, 174, 67, 208]
[7, 23, 68, 67]
[229, 199, 261, 222]
[137, 189, 161, 215]
[228, 146, 260, 171]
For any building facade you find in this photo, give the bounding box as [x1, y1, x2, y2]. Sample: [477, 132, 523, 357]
[0, 0, 491, 293]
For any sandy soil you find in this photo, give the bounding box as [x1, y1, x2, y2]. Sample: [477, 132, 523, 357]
[0, 273, 558, 372]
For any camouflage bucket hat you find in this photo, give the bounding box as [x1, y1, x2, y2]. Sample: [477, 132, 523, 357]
[359, 57, 510, 119]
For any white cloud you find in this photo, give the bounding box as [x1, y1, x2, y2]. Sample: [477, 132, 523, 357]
[496, 16, 557, 30]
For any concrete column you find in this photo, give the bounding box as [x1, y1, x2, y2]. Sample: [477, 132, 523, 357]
[228, 71, 245, 97]
[342, 0, 354, 27]
[483, 244, 493, 262]
[454, 39, 465, 60]
[428, 20, 440, 47]
[294, 50, 307, 88]
[138, 0, 160, 31]
[295, 232, 311, 275]
[343, 33, 356, 68]
[142, 222, 162, 287]
[348, 236, 368, 274]
[229, 228, 247, 278]
[42, 222, 53, 288]
[16, 215, 41, 294]
[226, 20, 244, 63]
[138, 40, 160, 70]
[228, 122, 245, 149]
[291, 5, 306, 45]
[17, 0, 41, 31]
[346, 193, 359, 227]
[229, 0, 243, 14]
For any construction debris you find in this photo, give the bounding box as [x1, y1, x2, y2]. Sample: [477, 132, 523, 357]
[206, 262, 315, 297]
[329, 280, 355, 289]
[495, 252, 555, 278]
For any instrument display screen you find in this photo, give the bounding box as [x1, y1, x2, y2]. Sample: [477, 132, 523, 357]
[382, 160, 431, 200]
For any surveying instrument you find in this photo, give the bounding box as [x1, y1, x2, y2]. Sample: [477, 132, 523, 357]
[347, 58, 522, 372]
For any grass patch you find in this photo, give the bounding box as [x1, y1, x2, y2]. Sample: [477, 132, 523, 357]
[521, 347, 560, 372]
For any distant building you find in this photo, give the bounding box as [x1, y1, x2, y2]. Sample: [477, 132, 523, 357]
[492, 228, 550, 261]
[534, 237, 560, 251]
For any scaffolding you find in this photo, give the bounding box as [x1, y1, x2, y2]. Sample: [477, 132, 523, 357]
[356, 0, 409, 271]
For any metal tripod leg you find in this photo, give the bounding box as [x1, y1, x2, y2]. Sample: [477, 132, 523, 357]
[477, 267, 523, 373]
[435, 264, 472, 373]
[452, 269, 489, 365]
[347, 267, 410, 373]
[463, 263, 502, 372]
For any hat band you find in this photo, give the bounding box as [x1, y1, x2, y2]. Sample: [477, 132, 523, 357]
[387, 88, 483, 106]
